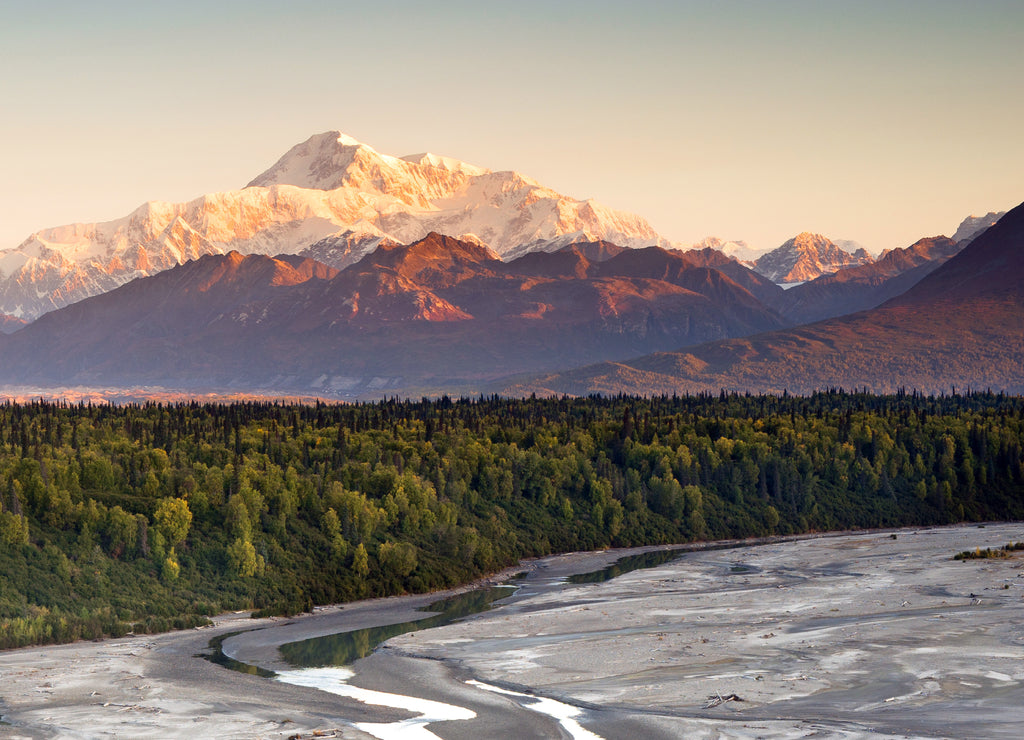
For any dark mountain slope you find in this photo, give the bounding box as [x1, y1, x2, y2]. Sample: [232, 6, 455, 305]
[504, 245, 595, 280]
[0, 313, 27, 334]
[558, 239, 629, 263]
[0, 253, 339, 383]
[886, 204, 1024, 304]
[343, 232, 502, 289]
[678, 246, 786, 306]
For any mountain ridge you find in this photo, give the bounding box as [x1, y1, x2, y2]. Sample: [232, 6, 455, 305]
[0, 132, 664, 320]
[0, 234, 788, 396]
[773, 236, 961, 324]
[500, 203, 1024, 396]
[1, 129, 1006, 324]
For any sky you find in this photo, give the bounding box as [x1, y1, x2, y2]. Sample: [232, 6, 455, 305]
[1, 0, 1022, 254]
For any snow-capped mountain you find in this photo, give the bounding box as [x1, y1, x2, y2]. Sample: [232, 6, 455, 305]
[951, 211, 1005, 244]
[752, 233, 874, 284]
[833, 239, 874, 257]
[694, 236, 763, 265]
[0, 132, 664, 320]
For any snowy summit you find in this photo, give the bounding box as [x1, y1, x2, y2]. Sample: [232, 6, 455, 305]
[0, 131, 665, 320]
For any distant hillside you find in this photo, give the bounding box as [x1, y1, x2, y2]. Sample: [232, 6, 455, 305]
[678, 246, 785, 306]
[0, 235, 787, 397]
[774, 236, 961, 324]
[505, 202, 1024, 396]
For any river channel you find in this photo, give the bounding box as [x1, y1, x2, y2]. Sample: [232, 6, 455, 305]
[216, 544, 697, 738]
[216, 524, 1024, 739]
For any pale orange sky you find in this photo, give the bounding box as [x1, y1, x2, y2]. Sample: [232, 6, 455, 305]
[1, 1, 1021, 254]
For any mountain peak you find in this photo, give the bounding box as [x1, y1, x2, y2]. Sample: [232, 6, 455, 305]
[952, 211, 1006, 244]
[753, 233, 874, 283]
[246, 132, 493, 194]
[333, 131, 367, 148]
[186, 250, 338, 293]
[790, 232, 831, 249]
[245, 131, 387, 191]
[0, 131, 668, 319]
[355, 232, 502, 281]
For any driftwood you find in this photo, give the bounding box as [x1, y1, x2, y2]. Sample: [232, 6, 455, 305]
[703, 692, 744, 708]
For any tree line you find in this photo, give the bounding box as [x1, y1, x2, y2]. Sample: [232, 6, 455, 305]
[1, 389, 1022, 648]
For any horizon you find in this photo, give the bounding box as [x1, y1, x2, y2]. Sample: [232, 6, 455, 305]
[1, 1, 1022, 255]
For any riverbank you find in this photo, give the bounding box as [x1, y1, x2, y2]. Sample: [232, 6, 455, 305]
[0, 610, 397, 739]
[2, 524, 1023, 738]
[0, 549, 635, 739]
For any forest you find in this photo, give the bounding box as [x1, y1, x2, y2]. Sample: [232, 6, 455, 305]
[1, 390, 1022, 649]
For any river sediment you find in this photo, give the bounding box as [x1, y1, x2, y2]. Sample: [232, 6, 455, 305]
[1, 524, 1021, 739]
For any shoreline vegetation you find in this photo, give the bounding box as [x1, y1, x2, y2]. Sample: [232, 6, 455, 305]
[953, 540, 1024, 560]
[1, 390, 1022, 650]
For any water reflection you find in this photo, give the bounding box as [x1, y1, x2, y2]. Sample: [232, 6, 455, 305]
[279, 585, 517, 668]
[567, 548, 688, 585]
[200, 630, 276, 677]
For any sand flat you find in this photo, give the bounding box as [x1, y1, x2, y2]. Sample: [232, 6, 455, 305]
[386, 523, 1024, 738]
[0, 613, 388, 739]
